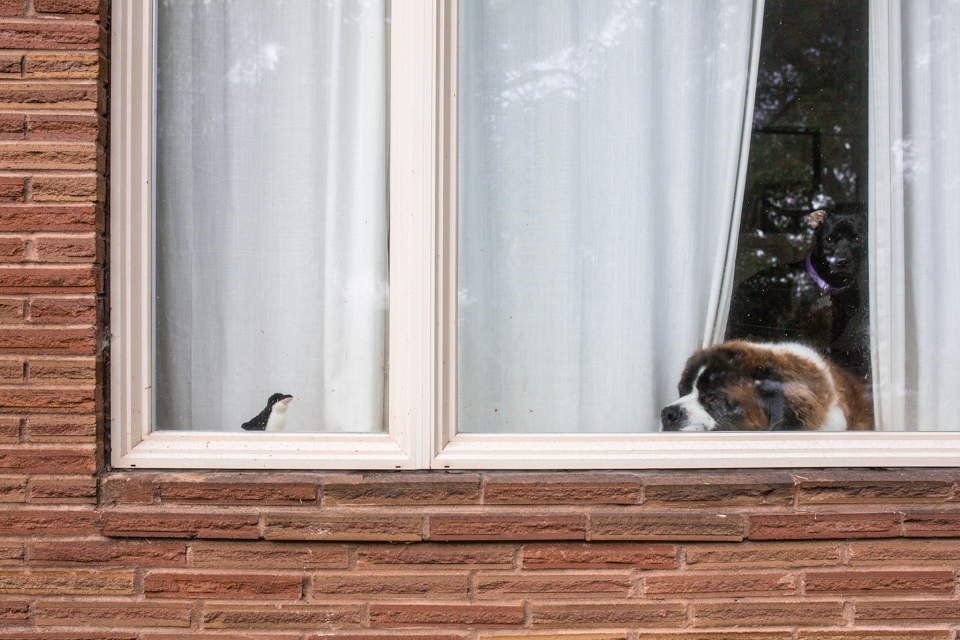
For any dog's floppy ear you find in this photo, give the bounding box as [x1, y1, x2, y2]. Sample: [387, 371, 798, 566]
[754, 369, 802, 430]
[805, 209, 827, 229]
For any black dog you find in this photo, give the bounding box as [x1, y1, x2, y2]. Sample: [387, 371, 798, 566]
[726, 210, 869, 377]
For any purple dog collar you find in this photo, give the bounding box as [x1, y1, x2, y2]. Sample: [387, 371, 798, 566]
[806, 253, 854, 296]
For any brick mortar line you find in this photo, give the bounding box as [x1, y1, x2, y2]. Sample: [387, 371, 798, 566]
[0, 80, 101, 87]
[0, 108, 101, 115]
[0, 171, 101, 177]
[0, 17, 100, 24]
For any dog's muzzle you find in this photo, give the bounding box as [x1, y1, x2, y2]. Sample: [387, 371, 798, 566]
[660, 404, 686, 431]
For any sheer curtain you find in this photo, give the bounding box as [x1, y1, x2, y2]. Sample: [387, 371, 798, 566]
[457, 0, 762, 433]
[154, 1, 388, 432]
[870, 0, 960, 431]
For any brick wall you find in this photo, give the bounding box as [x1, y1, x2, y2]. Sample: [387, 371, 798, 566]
[2, 2, 960, 640]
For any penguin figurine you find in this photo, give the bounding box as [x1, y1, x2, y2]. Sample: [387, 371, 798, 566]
[241, 393, 293, 432]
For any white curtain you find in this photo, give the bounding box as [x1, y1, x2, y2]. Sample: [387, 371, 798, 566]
[870, 0, 960, 431]
[154, 0, 388, 432]
[457, 0, 762, 433]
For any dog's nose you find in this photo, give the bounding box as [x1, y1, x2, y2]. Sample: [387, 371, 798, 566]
[660, 405, 686, 431]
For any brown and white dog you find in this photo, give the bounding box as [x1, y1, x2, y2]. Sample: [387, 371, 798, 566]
[660, 341, 872, 432]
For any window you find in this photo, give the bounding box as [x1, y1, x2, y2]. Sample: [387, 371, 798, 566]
[111, 0, 960, 470]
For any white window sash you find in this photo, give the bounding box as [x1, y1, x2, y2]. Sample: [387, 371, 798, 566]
[110, 0, 437, 469]
[429, 0, 960, 469]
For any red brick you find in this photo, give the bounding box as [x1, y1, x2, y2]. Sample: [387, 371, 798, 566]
[0, 21, 100, 49]
[0, 176, 24, 201]
[0, 416, 19, 442]
[0, 386, 95, 411]
[647, 572, 795, 598]
[35, 601, 191, 627]
[477, 573, 631, 599]
[0, 446, 95, 473]
[28, 474, 96, 503]
[28, 296, 97, 323]
[0, 1, 23, 17]
[0, 114, 24, 138]
[0, 600, 28, 624]
[323, 473, 479, 505]
[30, 541, 186, 566]
[26, 413, 96, 441]
[102, 511, 260, 539]
[591, 514, 744, 541]
[313, 636, 464, 640]
[904, 511, 960, 536]
[145, 571, 302, 599]
[312, 572, 468, 599]
[0, 54, 20, 73]
[694, 602, 845, 627]
[0, 568, 134, 594]
[0, 508, 98, 535]
[370, 605, 525, 628]
[27, 114, 99, 140]
[850, 540, 960, 565]
[639, 635, 792, 640]
[798, 473, 953, 504]
[855, 600, 960, 623]
[0, 235, 24, 260]
[805, 570, 954, 595]
[483, 473, 640, 505]
[204, 604, 362, 629]
[34, 0, 99, 14]
[522, 542, 675, 569]
[0, 142, 96, 170]
[159, 474, 318, 505]
[191, 542, 348, 569]
[0, 634, 137, 640]
[0, 204, 97, 231]
[148, 635, 301, 640]
[0, 539, 23, 564]
[0, 475, 25, 501]
[0, 355, 23, 382]
[643, 472, 794, 506]
[685, 541, 840, 569]
[264, 514, 422, 542]
[0, 296, 23, 321]
[24, 53, 98, 79]
[28, 357, 97, 384]
[31, 175, 99, 201]
[0, 328, 96, 353]
[429, 515, 584, 541]
[531, 603, 685, 628]
[748, 512, 901, 540]
[0, 266, 98, 292]
[800, 633, 951, 640]
[357, 543, 513, 568]
[101, 473, 154, 504]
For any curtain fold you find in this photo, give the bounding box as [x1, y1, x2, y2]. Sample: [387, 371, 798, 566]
[457, 0, 760, 433]
[870, 0, 960, 431]
[154, 0, 389, 432]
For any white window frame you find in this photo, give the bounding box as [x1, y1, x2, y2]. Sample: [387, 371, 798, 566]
[112, 0, 960, 470]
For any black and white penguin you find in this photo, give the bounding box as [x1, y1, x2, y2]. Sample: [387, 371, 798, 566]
[241, 393, 293, 432]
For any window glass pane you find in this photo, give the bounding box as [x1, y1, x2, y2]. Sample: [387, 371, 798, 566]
[457, 0, 758, 433]
[154, 0, 389, 432]
[726, 0, 870, 380]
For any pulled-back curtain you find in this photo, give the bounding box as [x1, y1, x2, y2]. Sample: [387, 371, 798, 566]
[154, 0, 389, 432]
[457, 0, 762, 433]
